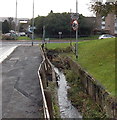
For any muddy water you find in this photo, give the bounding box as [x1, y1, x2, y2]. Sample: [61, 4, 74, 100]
[54, 68, 82, 119]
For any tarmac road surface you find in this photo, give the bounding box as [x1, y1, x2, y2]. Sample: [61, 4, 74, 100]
[2, 46, 44, 119]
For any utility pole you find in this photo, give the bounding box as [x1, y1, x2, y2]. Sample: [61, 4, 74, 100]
[15, 0, 17, 40]
[76, 0, 78, 59]
[32, 0, 34, 46]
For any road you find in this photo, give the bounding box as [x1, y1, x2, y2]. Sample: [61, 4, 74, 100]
[1, 41, 41, 46]
[0, 39, 71, 62]
[0, 40, 42, 63]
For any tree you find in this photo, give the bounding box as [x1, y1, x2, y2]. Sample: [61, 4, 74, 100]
[45, 12, 71, 37]
[91, 1, 116, 17]
[34, 12, 96, 38]
[78, 15, 96, 36]
[2, 20, 9, 34]
[34, 16, 46, 36]
[8, 17, 15, 30]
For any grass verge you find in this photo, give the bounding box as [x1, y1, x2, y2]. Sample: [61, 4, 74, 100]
[17, 36, 42, 40]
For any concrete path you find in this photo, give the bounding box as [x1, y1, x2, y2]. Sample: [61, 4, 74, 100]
[2, 46, 44, 119]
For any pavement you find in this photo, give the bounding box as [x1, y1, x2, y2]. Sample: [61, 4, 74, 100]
[1, 46, 44, 119]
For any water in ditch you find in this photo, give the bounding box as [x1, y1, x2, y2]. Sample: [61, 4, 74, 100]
[54, 68, 82, 119]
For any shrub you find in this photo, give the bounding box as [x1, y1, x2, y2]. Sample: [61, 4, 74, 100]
[2, 35, 15, 40]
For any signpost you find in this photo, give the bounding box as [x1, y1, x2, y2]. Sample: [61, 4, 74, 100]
[58, 32, 62, 39]
[71, 13, 79, 20]
[71, 0, 79, 59]
[75, 0, 78, 59]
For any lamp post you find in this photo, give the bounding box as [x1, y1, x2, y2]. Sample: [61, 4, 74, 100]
[70, 9, 72, 46]
[32, 0, 34, 46]
[15, 0, 17, 40]
[42, 25, 45, 45]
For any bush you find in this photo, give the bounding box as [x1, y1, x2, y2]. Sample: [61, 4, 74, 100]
[2, 35, 15, 40]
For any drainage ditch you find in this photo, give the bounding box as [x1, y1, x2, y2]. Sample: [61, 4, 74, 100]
[54, 67, 82, 119]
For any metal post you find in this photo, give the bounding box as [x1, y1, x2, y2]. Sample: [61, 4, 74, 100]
[76, 0, 78, 59]
[70, 9, 72, 46]
[15, 0, 17, 40]
[32, 0, 34, 46]
[42, 26, 45, 45]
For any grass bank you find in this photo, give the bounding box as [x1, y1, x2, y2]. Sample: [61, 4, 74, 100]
[62, 35, 99, 41]
[46, 38, 115, 96]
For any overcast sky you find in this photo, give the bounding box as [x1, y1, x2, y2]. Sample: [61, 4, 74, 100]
[0, 0, 108, 18]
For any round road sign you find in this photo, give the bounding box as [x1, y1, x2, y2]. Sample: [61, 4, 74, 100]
[72, 20, 78, 31]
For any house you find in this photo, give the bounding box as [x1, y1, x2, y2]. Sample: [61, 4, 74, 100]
[102, 13, 117, 35]
[94, 0, 117, 35]
[94, 13, 117, 35]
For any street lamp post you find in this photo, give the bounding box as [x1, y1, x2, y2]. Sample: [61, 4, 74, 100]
[32, 0, 34, 46]
[15, 0, 18, 40]
[70, 9, 72, 46]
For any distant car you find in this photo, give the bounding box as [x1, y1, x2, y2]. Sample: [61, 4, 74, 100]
[4, 32, 18, 37]
[4, 33, 11, 36]
[18, 32, 26, 36]
[99, 34, 115, 39]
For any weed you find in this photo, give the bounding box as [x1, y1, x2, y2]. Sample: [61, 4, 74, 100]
[48, 81, 60, 118]
[65, 69, 107, 119]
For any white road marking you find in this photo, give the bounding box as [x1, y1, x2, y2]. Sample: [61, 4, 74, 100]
[0, 46, 17, 63]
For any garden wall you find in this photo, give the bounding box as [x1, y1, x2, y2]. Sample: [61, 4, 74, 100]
[67, 57, 117, 118]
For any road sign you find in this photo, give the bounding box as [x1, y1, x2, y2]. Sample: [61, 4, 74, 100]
[58, 32, 62, 35]
[72, 20, 78, 31]
[58, 32, 62, 39]
[19, 20, 28, 23]
[70, 13, 79, 20]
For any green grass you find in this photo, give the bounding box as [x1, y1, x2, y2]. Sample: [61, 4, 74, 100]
[77, 38, 115, 96]
[34, 37, 42, 40]
[78, 35, 99, 40]
[46, 43, 70, 49]
[17, 36, 42, 40]
[17, 36, 31, 40]
[17, 35, 99, 41]
[48, 35, 99, 41]
[46, 38, 116, 96]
